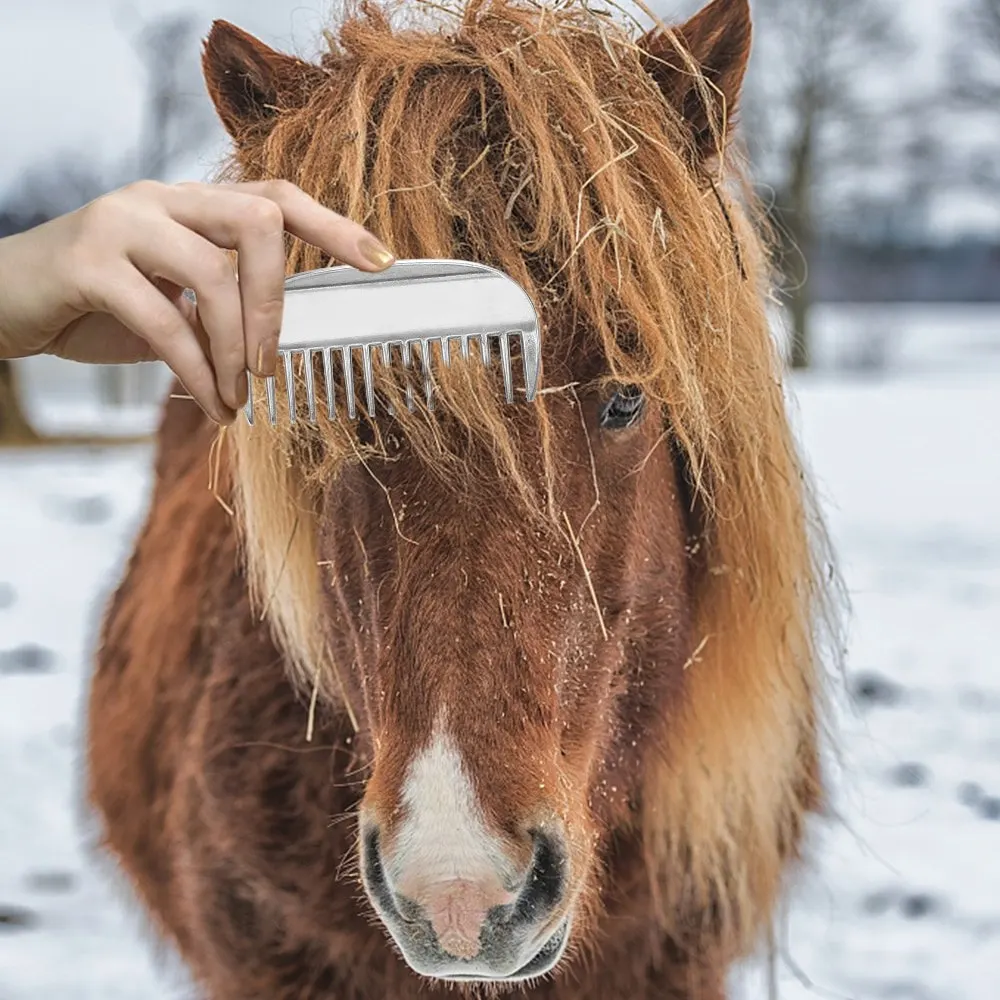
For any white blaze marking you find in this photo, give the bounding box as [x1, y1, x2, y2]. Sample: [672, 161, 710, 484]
[390, 715, 514, 892]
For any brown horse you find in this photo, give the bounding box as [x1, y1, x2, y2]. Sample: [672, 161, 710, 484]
[86, 0, 840, 996]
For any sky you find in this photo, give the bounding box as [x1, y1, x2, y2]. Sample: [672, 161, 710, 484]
[0, 0, 341, 191]
[1, 0, 992, 237]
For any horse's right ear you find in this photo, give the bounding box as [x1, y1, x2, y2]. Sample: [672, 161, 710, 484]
[202, 21, 325, 141]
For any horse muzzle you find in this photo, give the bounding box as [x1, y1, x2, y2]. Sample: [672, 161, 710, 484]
[360, 823, 573, 981]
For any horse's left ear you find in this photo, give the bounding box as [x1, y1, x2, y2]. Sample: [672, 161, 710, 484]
[202, 20, 325, 141]
[637, 0, 752, 163]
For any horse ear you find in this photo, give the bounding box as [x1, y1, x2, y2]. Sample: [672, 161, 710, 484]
[202, 20, 324, 140]
[637, 0, 752, 163]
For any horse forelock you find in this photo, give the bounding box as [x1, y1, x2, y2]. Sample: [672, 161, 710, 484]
[215, 0, 842, 962]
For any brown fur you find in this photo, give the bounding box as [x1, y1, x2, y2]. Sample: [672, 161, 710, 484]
[86, 0, 842, 996]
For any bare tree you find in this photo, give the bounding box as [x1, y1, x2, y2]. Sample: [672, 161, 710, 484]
[741, 0, 905, 368]
[949, 0, 1000, 197]
[129, 12, 218, 181]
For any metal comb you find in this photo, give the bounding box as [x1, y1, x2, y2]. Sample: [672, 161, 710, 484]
[245, 258, 541, 426]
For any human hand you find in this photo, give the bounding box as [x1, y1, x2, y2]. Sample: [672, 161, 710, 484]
[0, 179, 396, 424]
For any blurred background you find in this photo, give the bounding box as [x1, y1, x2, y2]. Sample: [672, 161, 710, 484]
[0, 0, 998, 997]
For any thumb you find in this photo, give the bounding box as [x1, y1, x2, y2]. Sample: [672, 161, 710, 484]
[46, 312, 162, 364]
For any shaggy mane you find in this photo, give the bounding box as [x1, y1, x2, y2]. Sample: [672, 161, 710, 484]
[214, 0, 843, 965]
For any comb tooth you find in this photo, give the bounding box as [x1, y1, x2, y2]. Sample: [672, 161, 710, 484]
[322, 348, 336, 419]
[341, 346, 357, 419]
[402, 341, 415, 412]
[460, 335, 471, 361]
[420, 339, 434, 411]
[362, 345, 376, 415]
[499, 331, 514, 403]
[283, 351, 296, 423]
[303, 349, 317, 422]
[244, 374, 254, 425]
[380, 343, 395, 417]
[480, 332, 491, 366]
[440, 336, 451, 367]
[265, 375, 277, 426]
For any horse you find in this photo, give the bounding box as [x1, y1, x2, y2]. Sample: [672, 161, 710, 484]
[86, 0, 840, 996]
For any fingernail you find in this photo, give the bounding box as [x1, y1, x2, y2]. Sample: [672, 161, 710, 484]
[359, 235, 395, 269]
[254, 342, 277, 378]
[235, 370, 249, 409]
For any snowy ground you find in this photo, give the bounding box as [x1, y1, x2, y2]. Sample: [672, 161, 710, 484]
[1, 307, 999, 999]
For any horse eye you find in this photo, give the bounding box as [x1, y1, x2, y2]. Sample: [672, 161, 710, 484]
[599, 385, 645, 430]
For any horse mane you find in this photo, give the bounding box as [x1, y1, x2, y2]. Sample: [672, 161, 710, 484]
[211, 0, 843, 964]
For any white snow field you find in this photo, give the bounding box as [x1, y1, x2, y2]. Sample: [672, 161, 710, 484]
[1, 306, 999, 999]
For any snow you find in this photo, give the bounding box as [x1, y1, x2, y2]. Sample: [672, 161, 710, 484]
[0, 447, 192, 998]
[733, 368, 1000, 1000]
[2, 305, 1000, 998]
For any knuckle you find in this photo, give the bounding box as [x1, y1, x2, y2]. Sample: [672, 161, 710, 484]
[261, 177, 298, 202]
[76, 191, 125, 236]
[251, 296, 285, 330]
[122, 178, 166, 202]
[242, 198, 284, 235]
[199, 251, 236, 289]
[143, 306, 183, 349]
[75, 180, 165, 243]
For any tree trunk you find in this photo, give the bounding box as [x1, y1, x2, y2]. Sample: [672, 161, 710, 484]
[0, 360, 42, 444]
[781, 113, 815, 371]
[786, 230, 812, 371]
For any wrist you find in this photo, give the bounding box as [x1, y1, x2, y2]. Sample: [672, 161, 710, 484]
[0, 224, 69, 360]
[0, 231, 37, 359]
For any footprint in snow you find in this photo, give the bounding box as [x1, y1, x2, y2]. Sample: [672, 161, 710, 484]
[0, 905, 39, 931]
[24, 871, 76, 894]
[851, 671, 905, 709]
[889, 763, 930, 788]
[862, 889, 945, 921]
[0, 643, 55, 674]
[978, 797, 1000, 821]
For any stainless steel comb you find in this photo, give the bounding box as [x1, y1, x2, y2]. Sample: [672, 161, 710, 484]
[245, 259, 541, 426]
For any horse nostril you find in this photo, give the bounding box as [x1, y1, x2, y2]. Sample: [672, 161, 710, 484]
[362, 825, 385, 890]
[513, 828, 567, 923]
[362, 824, 422, 925]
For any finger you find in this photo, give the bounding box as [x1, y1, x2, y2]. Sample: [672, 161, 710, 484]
[88, 263, 235, 424]
[223, 180, 397, 272]
[45, 279, 198, 365]
[160, 182, 395, 381]
[166, 287, 221, 389]
[163, 186, 286, 378]
[126, 222, 247, 411]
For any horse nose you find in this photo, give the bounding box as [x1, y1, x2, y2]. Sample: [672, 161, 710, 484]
[410, 878, 510, 959]
[362, 825, 570, 977]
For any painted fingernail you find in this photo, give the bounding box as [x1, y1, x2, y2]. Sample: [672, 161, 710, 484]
[359, 235, 395, 269]
[235, 370, 249, 409]
[254, 342, 277, 378]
